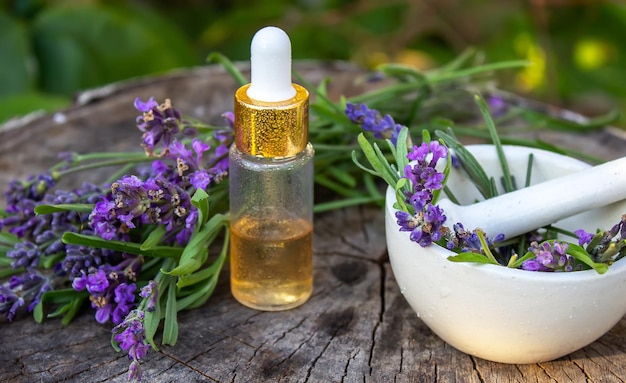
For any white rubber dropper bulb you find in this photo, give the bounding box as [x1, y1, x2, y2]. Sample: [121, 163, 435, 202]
[247, 26, 297, 102]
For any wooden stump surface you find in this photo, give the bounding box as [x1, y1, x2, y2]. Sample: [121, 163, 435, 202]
[1, 62, 626, 382]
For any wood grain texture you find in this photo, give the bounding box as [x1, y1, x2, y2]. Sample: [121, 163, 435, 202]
[1, 63, 626, 382]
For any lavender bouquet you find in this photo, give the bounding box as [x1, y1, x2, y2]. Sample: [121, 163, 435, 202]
[0, 97, 232, 380]
[0, 51, 623, 380]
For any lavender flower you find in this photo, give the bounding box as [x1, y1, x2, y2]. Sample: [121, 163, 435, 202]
[90, 175, 196, 245]
[139, 281, 158, 312]
[575, 229, 594, 246]
[134, 97, 190, 156]
[577, 214, 626, 263]
[396, 204, 447, 247]
[72, 262, 139, 324]
[62, 232, 116, 279]
[403, 141, 448, 209]
[2, 181, 104, 265]
[346, 103, 404, 145]
[487, 95, 508, 117]
[113, 310, 150, 381]
[3, 172, 56, 214]
[163, 136, 230, 190]
[391, 138, 452, 248]
[521, 241, 580, 272]
[7, 241, 41, 269]
[0, 269, 53, 321]
[446, 223, 505, 254]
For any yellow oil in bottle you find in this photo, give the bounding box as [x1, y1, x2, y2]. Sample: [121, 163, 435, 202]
[230, 215, 313, 311]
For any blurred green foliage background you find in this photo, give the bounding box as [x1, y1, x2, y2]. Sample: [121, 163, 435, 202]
[1, 0, 625, 127]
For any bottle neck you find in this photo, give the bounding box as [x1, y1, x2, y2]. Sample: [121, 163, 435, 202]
[233, 83, 309, 159]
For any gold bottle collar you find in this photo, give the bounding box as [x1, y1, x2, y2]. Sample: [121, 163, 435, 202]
[234, 83, 309, 158]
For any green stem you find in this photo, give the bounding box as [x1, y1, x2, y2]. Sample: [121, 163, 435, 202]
[57, 157, 156, 178]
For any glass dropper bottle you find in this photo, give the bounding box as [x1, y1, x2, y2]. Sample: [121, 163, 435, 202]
[229, 26, 314, 311]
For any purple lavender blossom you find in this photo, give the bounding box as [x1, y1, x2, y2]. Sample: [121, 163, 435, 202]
[134, 97, 187, 156]
[521, 241, 579, 272]
[575, 229, 594, 246]
[162, 137, 230, 190]
[63, 232, 116, 279]
[407, 141, 447, 168]
[0, 284, 24, 322]
[487, 95, 508, 117]
[577, 214, 626, 263]
[446, 223, 505, 254]
[396, 204, 447, 247]
[3, 172, 56, 214]
[345, 102, 404, 145]
[393, 137, 451, 248]
[73, 262, 139, 324]
[0, 269, 53, 321]
[139, 281, 158, 312]
[2, 181, 104, 263]
[7, 241, 41, 269]
[113, 310, 150, 381]
[403, 142, 448, 208]
[89, 175, 196, 246]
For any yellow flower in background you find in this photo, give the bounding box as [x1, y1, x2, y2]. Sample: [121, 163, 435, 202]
[514, 33, 546, 92]
[574, 38, 613, 70]
[395, 49, 435, 70]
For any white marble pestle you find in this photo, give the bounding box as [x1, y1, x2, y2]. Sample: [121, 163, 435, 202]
[437, 156, 626, 239]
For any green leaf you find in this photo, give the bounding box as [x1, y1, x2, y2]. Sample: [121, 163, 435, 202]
[426, 60, 529, 84]
[163, 213, 227, 276]
[447, 252, 501, 266]
[0, 267, 23, 279]
[162, 278, 179, 346]
[40, 253, 65, 269]
[176, 229, 226, 289]
[525, 154, 534, 188]
[33, 289, 88, 324]
[521, 108, 620, 132]
[313, 174, 363, 198]
[507, 251, 536, 269]
[62, 232, 182, 258]
[33, 300, 44, 323]
[191, 188, 210, 226]
[567, 243, 609, 274]
[351, 150, 383, 178]
[177, 229, 229, 311]
[206, 52, 247, 86]
[431, 47, 476, 74]
[111, 334, 122, 353]
[377, 63, 428, 83]
[475, 94, 514, 193]
[326, 166, 357, 188]
[313, 196, 383, 213]
[436, 129, 495, 199]
[394, 127, 410, 181]
[355, 133, 398, 188]
[34, 204, 94, 215]
[432, 138, 452, 204]
[140, 225, 167, 251]
[293, 72, 345, 117]
[0, 232, 20, 246]
[143, 297, 161, 351]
